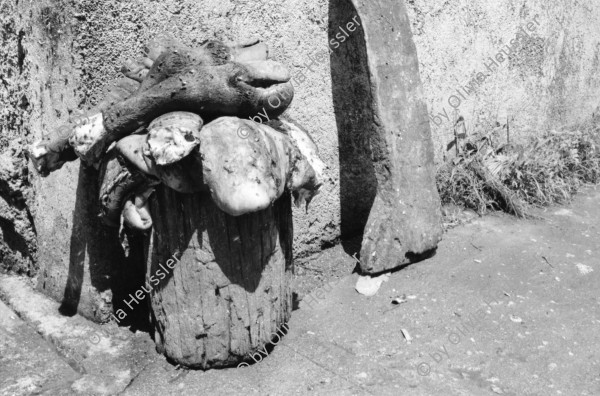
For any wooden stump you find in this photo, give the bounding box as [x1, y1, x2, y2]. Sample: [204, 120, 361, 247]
[145, 186, 293, 369]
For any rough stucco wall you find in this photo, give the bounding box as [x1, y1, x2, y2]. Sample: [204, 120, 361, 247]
[0, 0, 147, 321]
[405, 0, 600, 158]
[0, 0, 37, 275]
[3, 0, 600, 320]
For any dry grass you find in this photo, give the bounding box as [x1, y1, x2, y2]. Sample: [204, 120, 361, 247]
[436, 117, 600, 217]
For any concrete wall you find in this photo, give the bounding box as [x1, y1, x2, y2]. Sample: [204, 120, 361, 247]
[406, 0, 600, 156]
[1, 0, 599, 320]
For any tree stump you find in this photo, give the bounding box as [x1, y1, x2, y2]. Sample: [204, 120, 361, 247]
[145, 186, 293, 369]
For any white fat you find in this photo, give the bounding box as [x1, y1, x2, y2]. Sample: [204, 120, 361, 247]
[69, 113, 106, 163]
[147, 125, 199, 165]
[122, 198, 153, 231]
[282, 120, 327, 188]
[215, 182, 273, 216]
[146, 112, 203, 165]
[29, 141, 48, 159]
[28, 141, 49, 173]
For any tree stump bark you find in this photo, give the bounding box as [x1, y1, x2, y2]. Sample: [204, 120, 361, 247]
[145, 186, 293, 369]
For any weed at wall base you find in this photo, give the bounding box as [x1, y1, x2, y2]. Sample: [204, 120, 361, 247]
[436, 116, 600, 217]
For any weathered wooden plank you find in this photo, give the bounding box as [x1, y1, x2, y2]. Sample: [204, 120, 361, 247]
[349, 0, 443, 273]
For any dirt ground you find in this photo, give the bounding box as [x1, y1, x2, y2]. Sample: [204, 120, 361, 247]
[1, 186, 599, 395]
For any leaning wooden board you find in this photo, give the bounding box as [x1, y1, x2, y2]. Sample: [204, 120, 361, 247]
[349, 0, 443, 273]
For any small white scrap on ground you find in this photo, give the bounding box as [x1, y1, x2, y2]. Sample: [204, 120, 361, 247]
[509, 315, 523, 323]
[554, 208, 572, 216]
[391, 295, 408, 305]
[576, 263, 593, 275]
[401, 328, 412, 344]
[355, 273, 390, 296]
